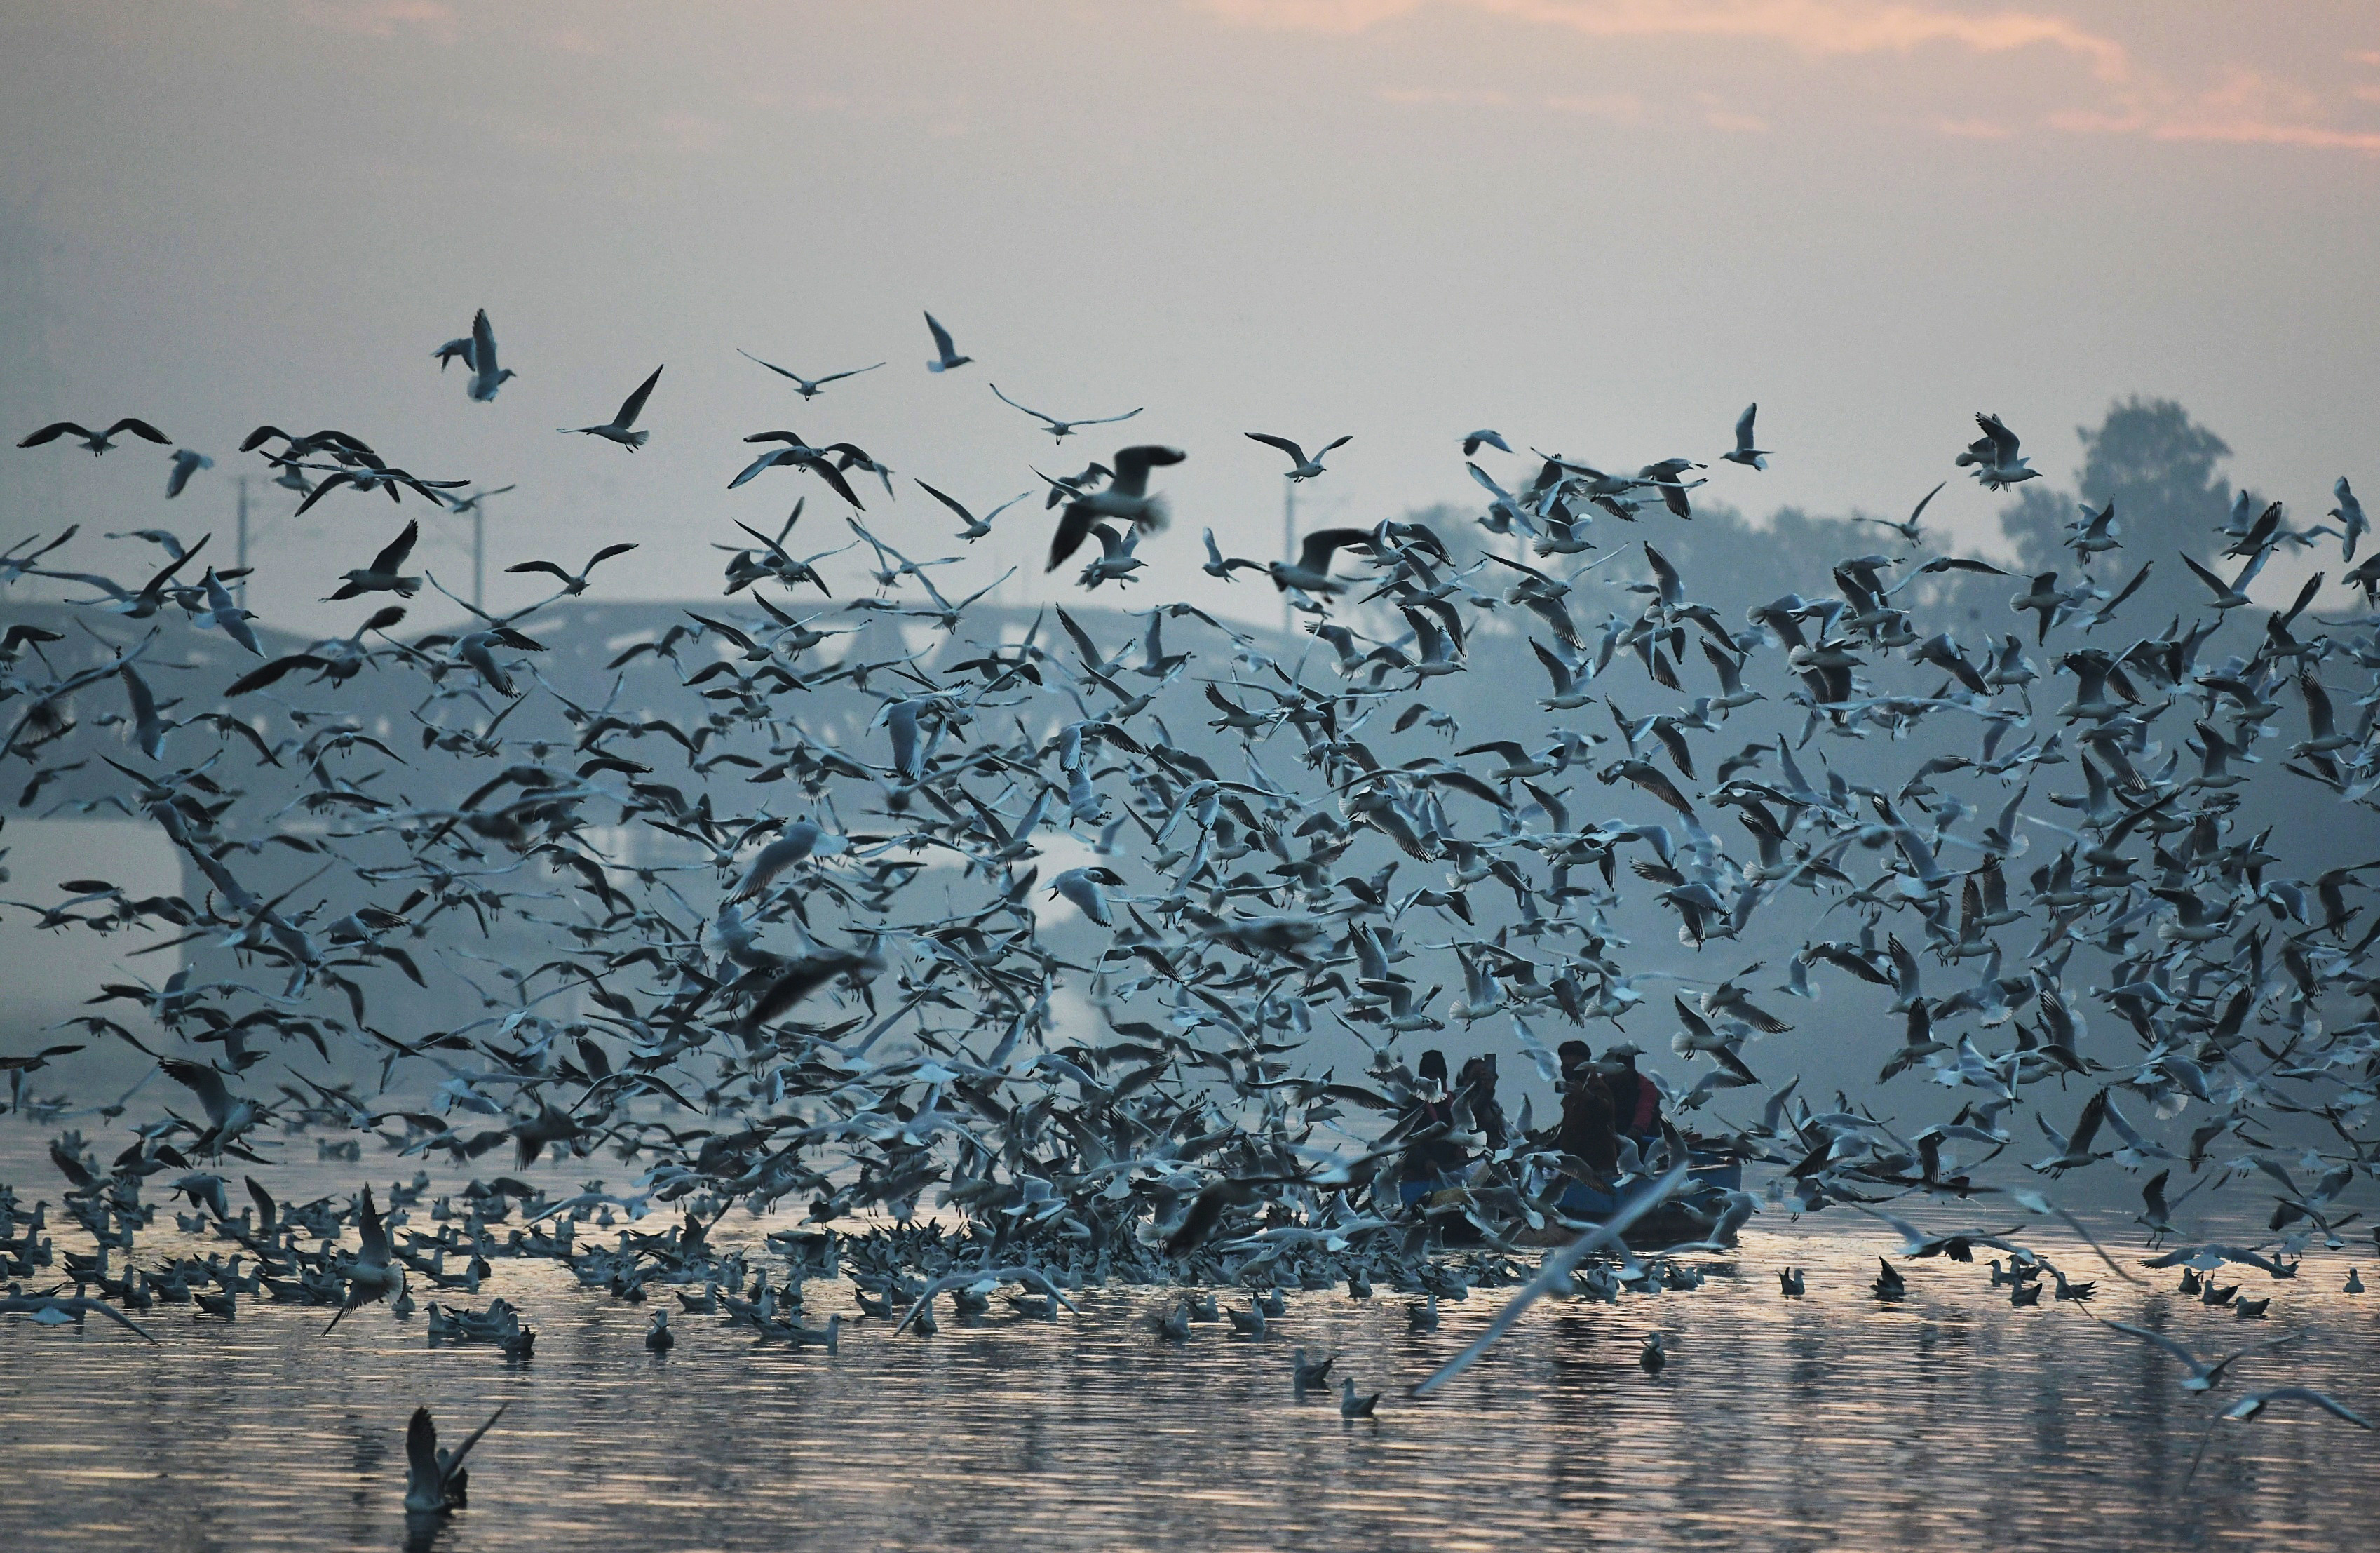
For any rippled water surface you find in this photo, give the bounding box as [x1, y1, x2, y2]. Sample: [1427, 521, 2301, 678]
[4, 1142, 2376, 1552]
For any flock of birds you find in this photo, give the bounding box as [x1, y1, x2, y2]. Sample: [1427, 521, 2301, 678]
[4, 304, 2380, 1524]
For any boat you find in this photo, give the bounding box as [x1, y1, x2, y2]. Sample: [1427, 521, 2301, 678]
[1402, 1145, 1745, 1247]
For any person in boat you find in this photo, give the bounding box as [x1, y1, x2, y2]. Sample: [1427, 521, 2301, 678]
[1554, 1041, 1619, 1180]
[1456, 1053, 1507, 1152]
[1399, 1049, 1470, 1201]
[1599, 1042, 1662, 1144]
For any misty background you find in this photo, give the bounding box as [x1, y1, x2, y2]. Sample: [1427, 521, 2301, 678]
[4, 1, 2379, 1202]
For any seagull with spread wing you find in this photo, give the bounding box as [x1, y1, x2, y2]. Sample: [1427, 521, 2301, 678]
[738, 347, 884, 398]
[1246, 431, 1351, 481]
[562, 365, 663, 450]
[992, 383, 1143, 441]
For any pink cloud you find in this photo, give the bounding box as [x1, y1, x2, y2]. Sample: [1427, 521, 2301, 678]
[1203, 0, 2129, 78]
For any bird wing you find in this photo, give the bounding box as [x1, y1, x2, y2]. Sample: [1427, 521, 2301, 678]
[108, 418, 171, 445]
[737, 348, 808, 384]
[1109, 444, 1185, 497]
[1643, 542, 1680, 598]
[441, 1403, 509, 1473]
[989, 383, 1057, 426]
[18, 422, 94, 448]
[407, 1406, 440, 1487]
[471, 309, 497, 370]
[357, 1184, 390, 1263]
[369, 520, 421, 576]
[613, 365, 663, 429]
[1909, 480, 1947, 525]
[924, 311, 958, 360]
[1977, 412, 2020, 462]
[1245, 432, 1308, 465]
[1298, 527, 1370, 576]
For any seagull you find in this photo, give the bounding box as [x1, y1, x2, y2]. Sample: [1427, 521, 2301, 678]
[1722, 404, 1769, 470]
[1048, 445, 1185, 572]
[562, 365, 663, 450]
[1339, 1377, 1380, 1418]
[992, 384, 1143, 441]
[18, 418, 171, 456]
[1245, 432, 1352, 481]
[1860, 481, 1945, 546]
[924, 311, 972, 373]
[737, 349, 884, 399]
[1462, 429, 1512, 456]
[2189, 1387, 2373, 1483]
[2179, 549, 2271, 611]
[1778, 1267, 1804, 1296]
[164, 448, 213, 499]
[328, 521, 424, 600]
[2331, 476, 2367, 562]
[1202, 529, 1262, 581]
[645, 1310, 675, 1350]
[325, 1183, 405, 1331]
[466, 309, 513, 402]
[404, 1403, 506, 1515]
[1955, 412, 2038, 490]
[1639, 1332, 1668, 1372]
[1269, 527, 1372, 594]
[2104, 1322, 2303, 1392]
[506, 542, 640, 595]
[1048, 866, 1125, 926]
[917, 480, 1029, 542]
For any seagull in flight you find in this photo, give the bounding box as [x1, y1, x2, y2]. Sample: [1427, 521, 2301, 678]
[465, 309, 513, 403]
[991, 384, 1143, 441]
[1955, 412, 2038, 490]
[328, 520, 423, 600]
[19, 418, 170, 456]
[507, 542, 640, 595]
[562, 365, 663, 450]
[1246, 432, 1351, 481]
[1860, 481, 1947, 546]
[165, 447, 214, 499]
[737, 349, 884, 399]
[1722, 403, 1770, 470]
[916, 479, 1029, 542]
[1048, 444, 1185, 572]
[924, 311, 972, 373]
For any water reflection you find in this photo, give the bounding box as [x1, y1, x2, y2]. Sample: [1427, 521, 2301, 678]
[1, 1174, 2374, 1549]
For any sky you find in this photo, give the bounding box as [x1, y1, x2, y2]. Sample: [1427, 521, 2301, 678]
[2, 0, 2377, 636]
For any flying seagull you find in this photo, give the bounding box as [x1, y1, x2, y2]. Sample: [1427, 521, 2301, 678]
[737, 349, 884, 399]
[1246, 432, 1352, 481]
[562, 365, 663, 450]
[992, 384, 1143, 441]
[924, 311, 972, 373]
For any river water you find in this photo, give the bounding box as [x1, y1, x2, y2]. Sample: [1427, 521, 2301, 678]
[2, 1137, 2374, 1552]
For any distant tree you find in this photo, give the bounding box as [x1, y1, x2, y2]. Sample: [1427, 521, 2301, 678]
[1997, 397, 2245, 640]
[2075, 397, 2233, 549]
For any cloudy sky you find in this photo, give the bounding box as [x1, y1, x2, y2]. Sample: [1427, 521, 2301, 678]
[4, 0, 2376, 633]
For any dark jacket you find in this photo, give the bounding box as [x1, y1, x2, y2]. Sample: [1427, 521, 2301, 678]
[1556, 1072, 1618, 1174]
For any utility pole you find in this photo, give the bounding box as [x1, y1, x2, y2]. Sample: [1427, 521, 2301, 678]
[234, 476, 249, 606]
[1281, 479, 1295, 639]
[471, 488, 487, 612]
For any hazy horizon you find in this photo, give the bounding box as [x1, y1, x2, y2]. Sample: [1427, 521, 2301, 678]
[3, 1, 2375, 636]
